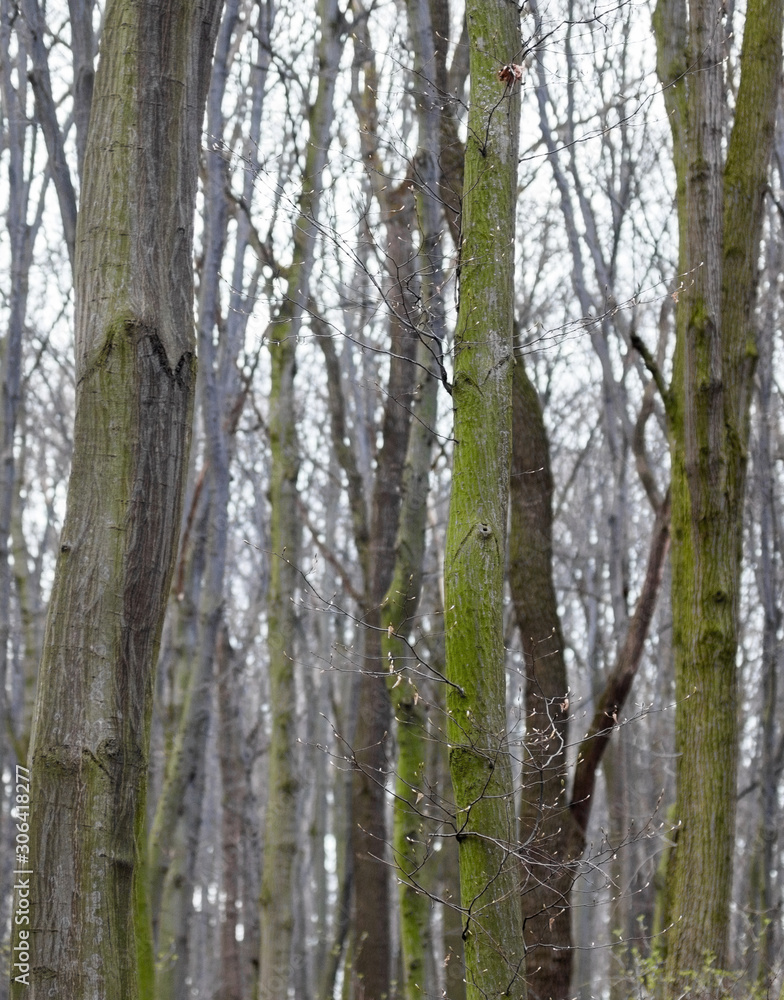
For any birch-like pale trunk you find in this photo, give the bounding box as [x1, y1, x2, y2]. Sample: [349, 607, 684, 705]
[751, 208, 782, 992]
[442, 1, 524, 996]
[9, 0, 223, 994]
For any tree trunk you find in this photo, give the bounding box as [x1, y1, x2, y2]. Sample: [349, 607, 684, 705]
[19, 0, 79, 266]
[257, 306, 302, 997]
[150, 4, 250, 989]
[259, 0, 342, 993]
[443, 1, 524, 996]
[384, 341, 440, 1000]
[347, 15, 422, 996]
[216, 627, 247, 1000]
[652, 0, 783, 984]
[509, 357, 579, 1000]
[147, 485, 211, 962]
[382, 0, 445, 992]
[509, 348, 670, 1000]
[0, 0, 39, 766]
[9, 0, 223, 994]
[751, 214, 782, 993]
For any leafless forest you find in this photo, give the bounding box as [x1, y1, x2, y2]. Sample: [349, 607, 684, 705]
[1, 0, 784, 996]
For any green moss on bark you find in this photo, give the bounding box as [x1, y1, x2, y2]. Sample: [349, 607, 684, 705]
[653, 0, 783, 987]
[443, 1, 525, 997]
[9, 0, 221, 992]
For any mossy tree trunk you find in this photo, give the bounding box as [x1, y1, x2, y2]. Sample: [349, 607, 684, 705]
[652, 0, 783, 985]
[382, 348, 439, 1000]
[9, 0, 223, 995]
[381, 0, 445, 994]
[443, 1, 525, 997]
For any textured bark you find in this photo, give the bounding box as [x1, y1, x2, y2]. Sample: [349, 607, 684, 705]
[443, 1, 524, 997]
[147, 0, 270, 983]
[509, 358, 578, 1000]
[9, 0, 223, 995]
[652, 0, 784, 985]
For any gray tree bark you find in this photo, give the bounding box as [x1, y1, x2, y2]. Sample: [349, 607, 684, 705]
[9, 0, 223, 995]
